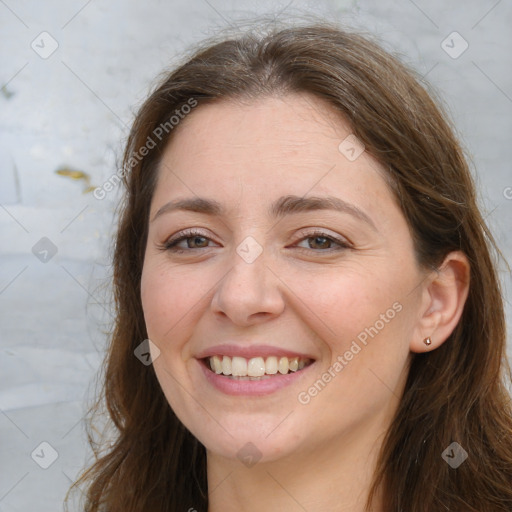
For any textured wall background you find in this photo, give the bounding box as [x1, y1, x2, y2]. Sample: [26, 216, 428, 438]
[0, 0, 510, 510]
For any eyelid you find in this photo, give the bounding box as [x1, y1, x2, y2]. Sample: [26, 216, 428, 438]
[293, 227, 351, 245]
[291, 229, 351, 252]
[160, 227, 352, 252]
[162, 228, 215, 248]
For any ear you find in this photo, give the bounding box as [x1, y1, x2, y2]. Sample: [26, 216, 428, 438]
[410, 251, 470, 353]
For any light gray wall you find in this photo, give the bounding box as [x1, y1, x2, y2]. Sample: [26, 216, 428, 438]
[0, 1, 510, 510]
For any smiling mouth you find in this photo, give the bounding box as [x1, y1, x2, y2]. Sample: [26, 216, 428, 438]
[203, 355, 314, 380]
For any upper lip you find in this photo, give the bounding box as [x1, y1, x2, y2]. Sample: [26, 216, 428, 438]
[196, 344, 316, 360]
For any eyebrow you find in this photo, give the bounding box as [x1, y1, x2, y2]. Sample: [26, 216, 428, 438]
[151, 194, 377, 231]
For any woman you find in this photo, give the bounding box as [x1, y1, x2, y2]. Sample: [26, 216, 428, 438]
[69, 20, 512, 511]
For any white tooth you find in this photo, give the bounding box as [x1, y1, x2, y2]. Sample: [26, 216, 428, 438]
[298, 359, 306, 370]
[211, 355, 222, 374]
[231, 356, 248, 377]
[278, 357, 289, 374]
[248, 357, 265, 377]
[265, 356, 278, 374]
[289, 357, 299, 372]
[222, 355, 232, 375]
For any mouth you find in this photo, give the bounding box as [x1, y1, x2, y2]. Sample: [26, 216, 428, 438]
[201, 355, 314, 380]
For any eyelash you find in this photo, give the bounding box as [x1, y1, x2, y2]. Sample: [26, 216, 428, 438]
[160, 228, 351, 254]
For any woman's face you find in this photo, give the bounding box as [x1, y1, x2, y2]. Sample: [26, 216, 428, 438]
[141, 93, 429, 464]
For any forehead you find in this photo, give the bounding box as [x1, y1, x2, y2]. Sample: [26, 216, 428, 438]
[165, 92, 351, 158]
[152, 93, 399, 224]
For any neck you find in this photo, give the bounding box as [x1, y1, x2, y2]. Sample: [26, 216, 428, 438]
[206, 419, 387, 512]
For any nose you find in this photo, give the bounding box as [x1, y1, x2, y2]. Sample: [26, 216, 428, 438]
[210, 243, 285, 327]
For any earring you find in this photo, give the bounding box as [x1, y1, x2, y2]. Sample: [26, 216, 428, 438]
[423, 337, 432, 346]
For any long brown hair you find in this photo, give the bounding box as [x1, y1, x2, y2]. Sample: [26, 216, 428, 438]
[67, 18, 512, 512]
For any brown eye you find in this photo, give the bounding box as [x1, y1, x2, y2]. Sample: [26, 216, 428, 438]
[163, 229, 216, 253]
[184, 236, 209, 249]
[307, 236, 332, 250]
[295, 231, 350, 252]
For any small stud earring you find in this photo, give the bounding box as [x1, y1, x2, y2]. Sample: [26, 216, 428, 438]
[423, 337, 432, 346]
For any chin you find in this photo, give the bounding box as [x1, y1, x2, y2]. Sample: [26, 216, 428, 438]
[187, 414, 304, 464]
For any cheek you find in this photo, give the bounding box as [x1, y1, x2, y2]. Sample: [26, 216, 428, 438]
[315, 275, 412, 390]
[140, 261, 217, 349]
[296, 268, 393, 342]
[141, 263, 185, 341]
[300, 265, 414, 391]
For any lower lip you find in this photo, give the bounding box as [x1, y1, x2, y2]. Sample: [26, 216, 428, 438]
[197, 359, 315, 396]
